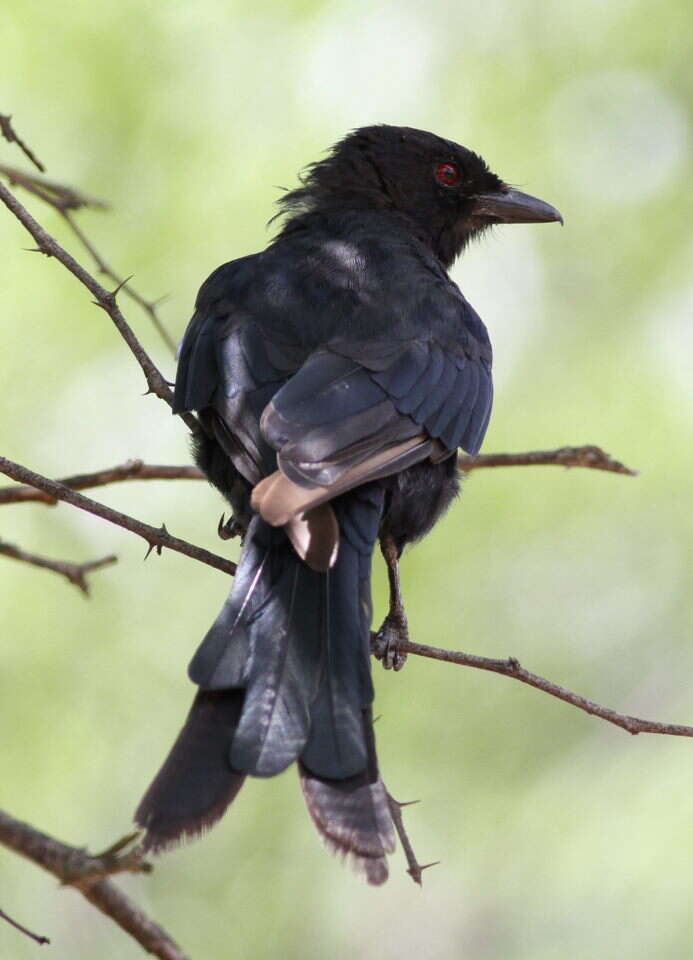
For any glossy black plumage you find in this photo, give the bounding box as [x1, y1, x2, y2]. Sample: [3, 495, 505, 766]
[135, 124, 561, 882]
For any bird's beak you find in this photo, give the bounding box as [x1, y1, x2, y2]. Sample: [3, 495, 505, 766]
[471, 187, 563, 225]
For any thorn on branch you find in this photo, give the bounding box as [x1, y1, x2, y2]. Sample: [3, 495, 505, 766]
[410, 860, 442, 884]
[144, 524, 171, 561]
[0, 906, 50, 946]
[112, 274, 134, 298]
[61, 832, 152, 887]
[386, 791, 437, 886]
[93, 830, 142, 859]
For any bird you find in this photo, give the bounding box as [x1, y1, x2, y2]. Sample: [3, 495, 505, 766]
[135, 124, 562, 884]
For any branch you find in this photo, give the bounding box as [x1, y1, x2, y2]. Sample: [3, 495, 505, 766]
[0, 461, 204, 506]
[0, 539, 116, 594]
[0, 179, 195, 430]
[0, 456, 236, 577]
[0, 811, 188, 960]
[63, 209, 177, 355]
[0, 114, 45, 172]
[0, 164, 176, 354]
[386, 793, 439, 886]
[0, 906, 49, 947]
[0, 444, 636, 509]
[397, 638, 693, 738]
[458, 444, 637, 476]
[0, 163, 106, 211]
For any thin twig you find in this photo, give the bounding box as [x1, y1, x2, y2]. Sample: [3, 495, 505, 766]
[0, 164, 176, 355]
[63, 210, 177, 354]
[0, 444, 636, 509]
[397, 639, 693, 738]
[0, 456, 236, 577]
[0, 461, 204, 506]
[385, 793, 439, 886]
[0, 906, 49, 946]
[0, 811, 188, 960]
[459, 444, 637, 476]
[0, 163, 106, 211]
[0, 179, 196, 430]
[0, 539, 116, 594]
[0, 115, 45, 172]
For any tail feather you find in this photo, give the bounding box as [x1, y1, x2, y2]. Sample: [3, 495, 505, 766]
[298, 710, 396, 886]
[229, 552, 320, 776]
[189, 518, 321, 777]
[135, 689, 246, 851]
[298, 520, 377, 780]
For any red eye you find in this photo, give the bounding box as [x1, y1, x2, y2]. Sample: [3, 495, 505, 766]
[435, 162, 461, 187]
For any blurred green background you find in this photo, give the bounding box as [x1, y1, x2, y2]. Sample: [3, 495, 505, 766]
[1, 1, 692, 957]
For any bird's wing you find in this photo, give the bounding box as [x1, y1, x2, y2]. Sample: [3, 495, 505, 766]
[174, 253, 493, 534]
[174, 257, 309, 485]
[253, 327, 492, 530]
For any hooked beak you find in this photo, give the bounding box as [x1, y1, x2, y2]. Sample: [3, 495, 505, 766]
[471, 187, 563, 225]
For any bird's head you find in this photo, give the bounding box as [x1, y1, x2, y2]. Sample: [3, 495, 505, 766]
[276, 124, 562, 267]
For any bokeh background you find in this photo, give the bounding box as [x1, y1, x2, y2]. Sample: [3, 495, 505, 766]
[1, 1, 692, 957]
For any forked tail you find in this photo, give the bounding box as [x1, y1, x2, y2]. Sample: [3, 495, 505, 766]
[135, 485, 395, 882]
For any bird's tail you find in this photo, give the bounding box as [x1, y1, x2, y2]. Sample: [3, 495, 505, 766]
[135, 485, 395, 882]
[134, 688, 246, 851]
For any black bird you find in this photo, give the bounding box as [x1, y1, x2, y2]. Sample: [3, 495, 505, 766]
[135, 125, 561, 884]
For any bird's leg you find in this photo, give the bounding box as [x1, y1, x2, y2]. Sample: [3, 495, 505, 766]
[372, 534, 409, 671]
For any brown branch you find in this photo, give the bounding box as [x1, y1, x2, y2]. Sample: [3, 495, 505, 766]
[0, 906, 49, 946]
[0, 163, 106, 211]
[0, 456, 236, 577]
[63, 210, 177, 355]
[0, 811, 188, 960]
[0, 178, 196, 431]
[0, 461, 204, 506]
[385, 793, 439, 886]
[397, 639, 693, 738]
[0, 115, 45, 172]
[0, 539, 116, 594]
[0, 443, 636, 509]
[459, 444, 637, 476]
[0, 164, 176, 354]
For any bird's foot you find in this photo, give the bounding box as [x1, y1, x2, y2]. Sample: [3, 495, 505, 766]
[372, 612, 409, 671]
[217, 513, 245, 542]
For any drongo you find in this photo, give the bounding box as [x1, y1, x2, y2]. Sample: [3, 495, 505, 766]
[135, 125, 561, 884]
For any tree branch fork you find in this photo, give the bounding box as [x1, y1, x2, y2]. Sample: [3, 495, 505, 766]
[0, 811, 187, 960]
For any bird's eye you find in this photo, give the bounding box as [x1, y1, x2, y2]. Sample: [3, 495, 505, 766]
[434, 162, 461, 187]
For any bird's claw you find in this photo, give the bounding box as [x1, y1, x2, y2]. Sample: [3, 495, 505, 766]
[372, 614, 408, 671]
[217, 513, 244, 541]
